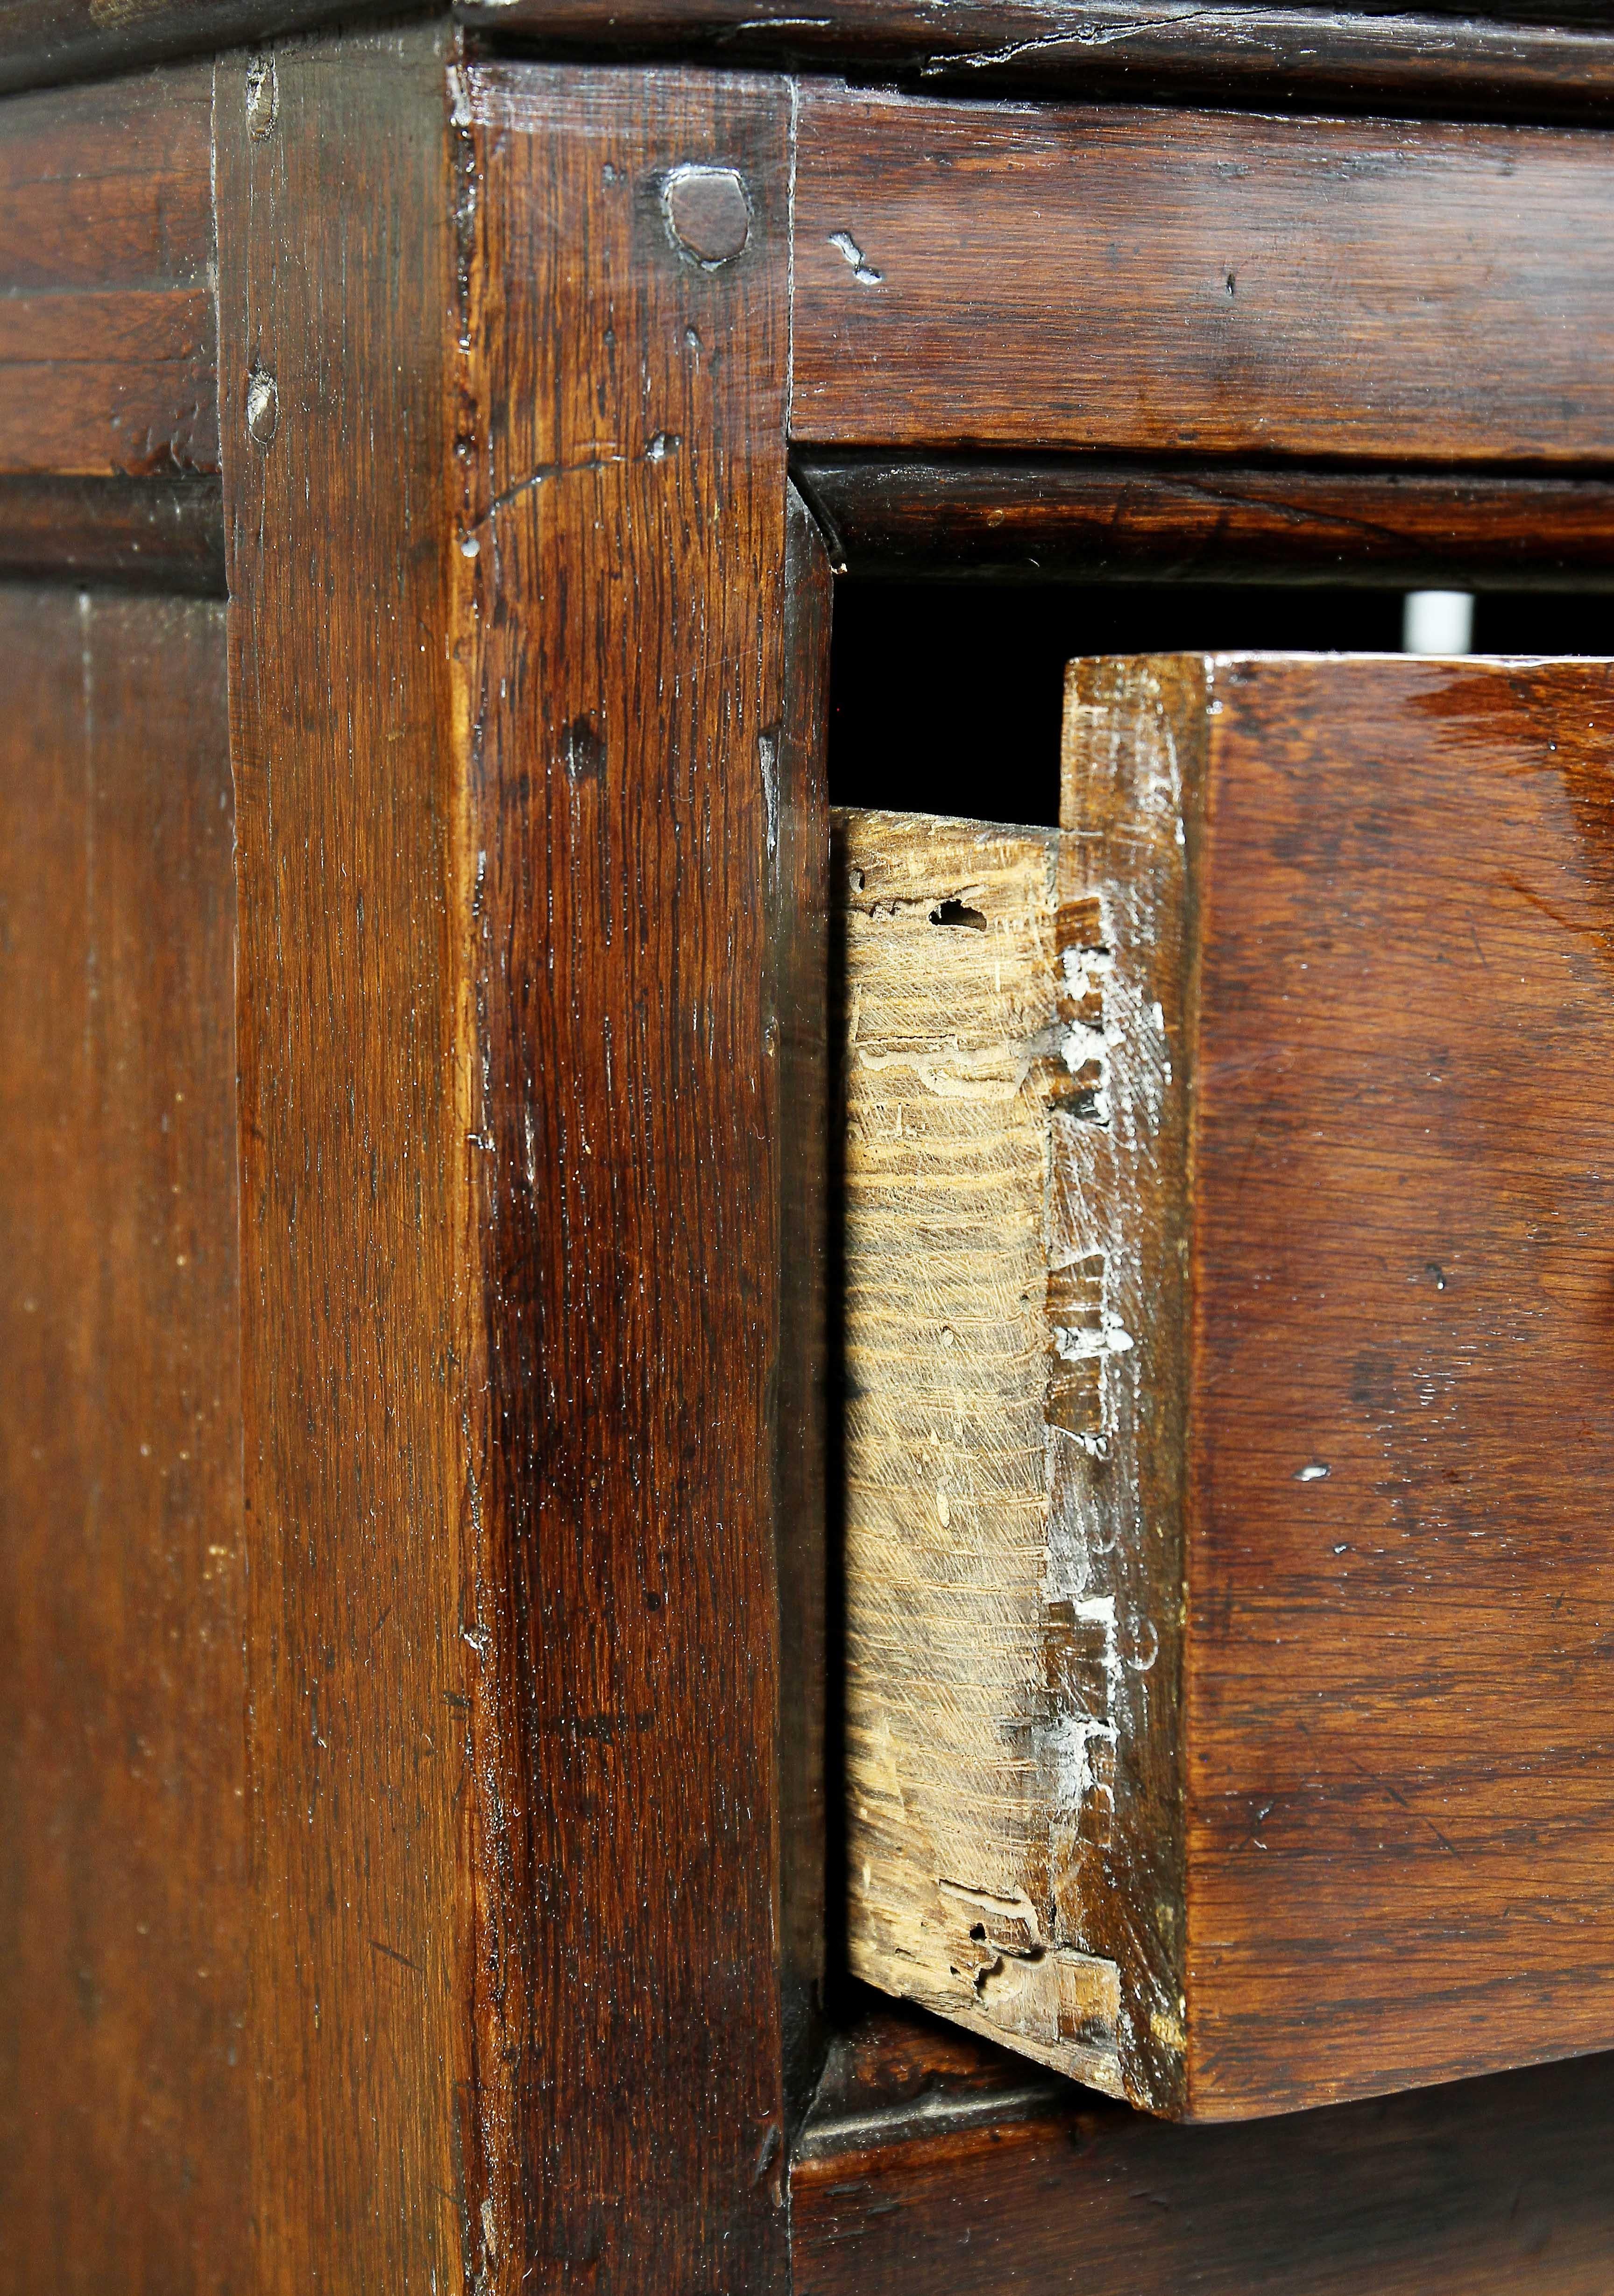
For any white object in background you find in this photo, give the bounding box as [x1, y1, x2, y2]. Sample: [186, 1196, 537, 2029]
[1403, 590, 1474, 655]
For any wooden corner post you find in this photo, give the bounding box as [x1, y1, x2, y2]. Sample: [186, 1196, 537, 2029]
[218, 28, 804, 2289]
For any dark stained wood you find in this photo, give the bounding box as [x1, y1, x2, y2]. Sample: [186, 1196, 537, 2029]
[792, 1995, 1614, 2296]
[1175, 653, 1614, 2114]
[797, 454, 1614, 586]
[8, 0, 1614, 111]
[460, 0, 1614, 123]
[216, 27, 474, 2288]
[0, 0, 394, 95]
[220, 25, 800, 2283]
[791, 86, 1614, 465]
[0, 65, 218, 475]
[0, 588, 246, 2294]
[0, 476, 226, 592]
[457, 57, 796, 2282]
[778, 483, 834, 2124]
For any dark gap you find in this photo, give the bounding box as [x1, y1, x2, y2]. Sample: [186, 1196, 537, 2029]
[829, 579, 1614, 824]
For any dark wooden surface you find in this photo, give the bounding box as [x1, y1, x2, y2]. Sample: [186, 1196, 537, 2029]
[793, 1995, 1614, 2295]
[778, 483, 835, 2126]
[1175, 655, 1614, 2113]
[458, 58, 796, 2285]
[0, 65, 217, 475]
[0, 476, 226, 591]
[792, 85, 1614, 464]
[0, 589, 245, 2295]
[462, 0, 1614, 121]
[7, 0, 1614, 110]
[217, 26, 474, 2289]
[0, 0, 394, 95]
[220, 25, 803, 2286]
[798, 455, 1614, 585]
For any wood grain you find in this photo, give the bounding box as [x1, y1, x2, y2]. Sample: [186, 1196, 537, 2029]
[836, 789, 1192, 2114]
[797, 455, 1614, 586]
[792, 85, 1614, 465]
[0, 589, 245, 2295]
[8, 0, 1614, 113]
[457, 59, 797, 2282]
[0, 475, 226, 592]
[0, 66, 218, 475]
[217, 27, 473, 2289]
[1170, 653, 1614, 2115]
[792, 1994, 1614, 2296]
[844, 657, 1614, 2119]
[456, 0, 1614, 122]
[0, 0, 394, 94]
[221, 28, 802, 2284]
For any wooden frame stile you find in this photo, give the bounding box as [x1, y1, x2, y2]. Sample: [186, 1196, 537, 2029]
[217, 25, 820, 2289]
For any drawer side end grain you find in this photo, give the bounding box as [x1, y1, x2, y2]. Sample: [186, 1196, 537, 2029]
[836, 787, 1195, 2113]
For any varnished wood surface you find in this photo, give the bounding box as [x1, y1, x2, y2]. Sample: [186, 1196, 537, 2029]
[798, 455, 1614, 585]
[0, 65, 217, 475]
[7, 0, 1614, 111]
[792, 85, 1614, 464]
[459, 59, 796, 2283]
[0, 589, 245, 2294]
[220, 27, 803, 2284]
[793, 1995, 1614, 2296]
[218, 27, 473, 2288]
[0, 0, 393, 94]
[1174, 654, 1614, 2113]
[462, 0, 1614, 121]
[778, 483, 835, 2124]
[0, 476, 226, 591]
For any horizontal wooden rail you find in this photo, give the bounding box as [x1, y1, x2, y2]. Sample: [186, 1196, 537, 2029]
[0, 0, 397, 96]
[8, 0, 1614, 118]
[797, 454, 1614, 583]
[0, 477, 226, 592]
[791, 86, 1614, 466]
[461, 0, 1614, 124]
[793, 1999, 1614, 2296]
[0, 67, 218, 478]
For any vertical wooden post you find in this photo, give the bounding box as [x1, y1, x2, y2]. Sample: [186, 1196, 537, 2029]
[219, 29, 802, 2288]
[455, 62, 797, 2282]
[217, 26, 474, 2289]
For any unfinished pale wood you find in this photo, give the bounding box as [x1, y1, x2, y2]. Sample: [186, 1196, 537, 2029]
[837, 758, 1195, 2112]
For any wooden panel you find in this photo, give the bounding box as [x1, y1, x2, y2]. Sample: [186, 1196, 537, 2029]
[1174, 653, 1614, 2114]
[0, 475, 225, 592]
[792, 1996, 1614, 2296]
[791, 86, 1614, 464]
[216, 27, 473, 2289]
[836, 798, 1190, 2112]
[458, 59, 796, 2282]
[797, 455, 1614, 586]
[0, 66, 218, 475]
[456, 0, 1614, 122]
[0, 589, 245, 2294]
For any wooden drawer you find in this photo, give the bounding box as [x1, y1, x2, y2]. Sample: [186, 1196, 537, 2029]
[839, 651, 1614, 2120]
